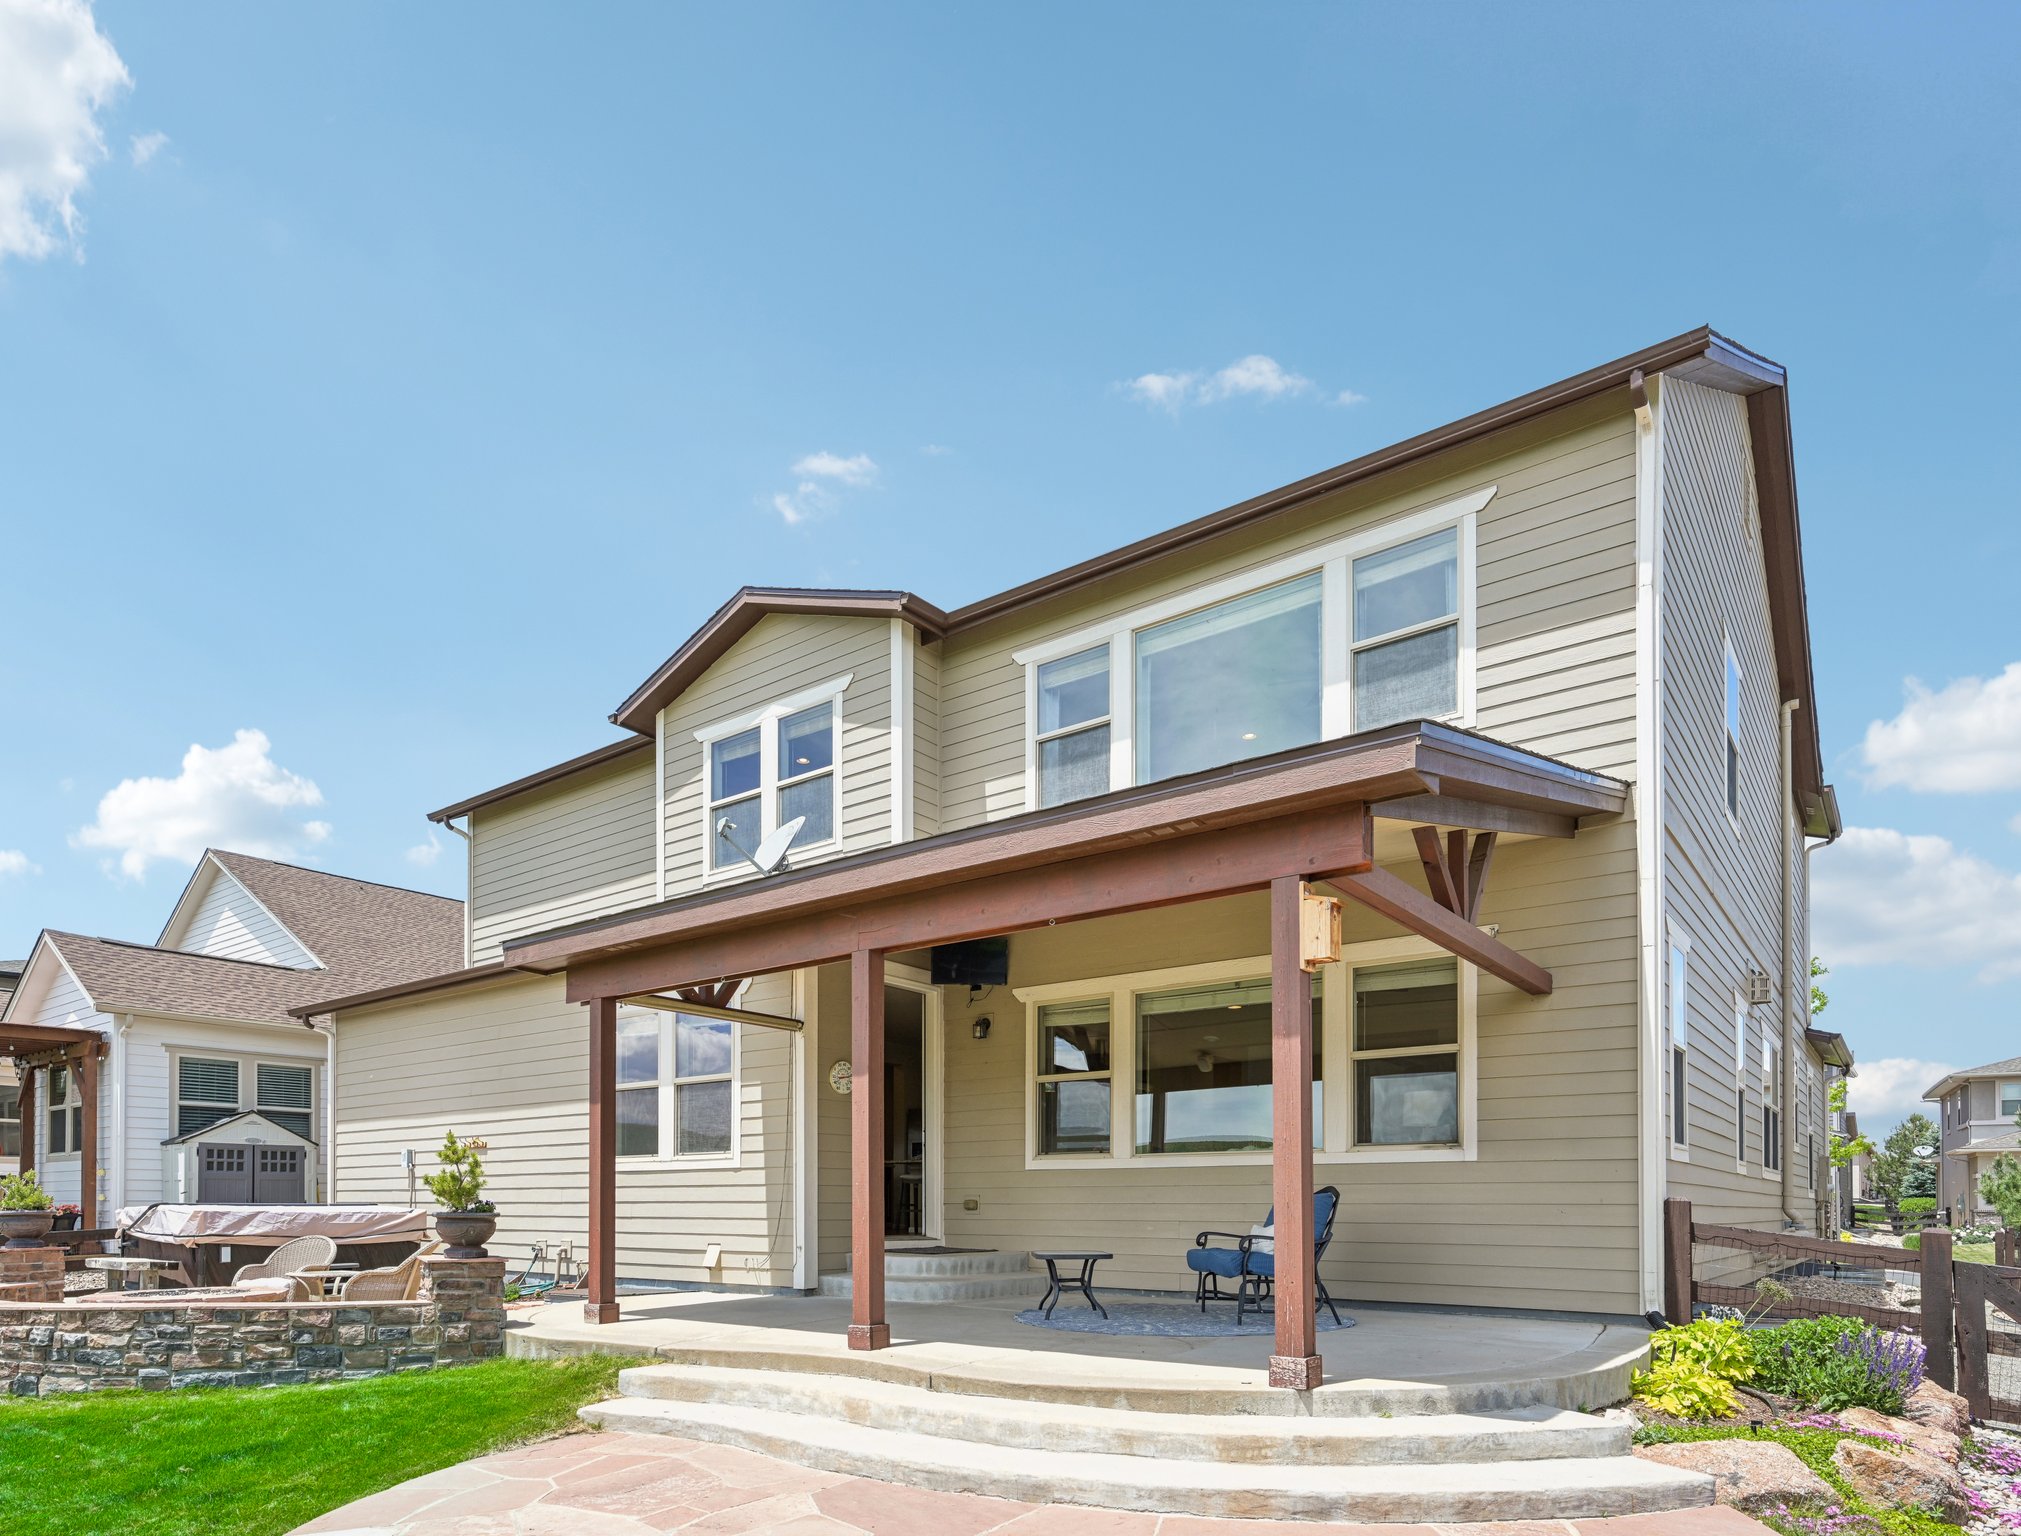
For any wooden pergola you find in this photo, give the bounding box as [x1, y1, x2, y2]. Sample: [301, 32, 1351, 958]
[3, 1022, 109, 1229]
[506, 722, 1626, 1389]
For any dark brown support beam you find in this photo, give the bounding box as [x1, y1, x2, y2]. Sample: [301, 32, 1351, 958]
[1268, 876, 1321, 1390]
[1373, 794, 1576, 839]
[1412, 826, 1460, 913]
[848, 948, 889, 1351]
[584, 995, 620, 1324]
[1328, 864, 1551, 996]
[76, 1047, 99, 1231]
[674, 980, 743, 1010]
[566, 806, 1373, 1003]
[1463, 831, 1498, 922]
[17, 1065, 35, 1179]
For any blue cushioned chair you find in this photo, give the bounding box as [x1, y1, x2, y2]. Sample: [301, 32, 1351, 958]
[1186, 1185, 1342, 1324]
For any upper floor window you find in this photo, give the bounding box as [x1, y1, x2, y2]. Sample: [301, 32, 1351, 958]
[699, 677, 846, 873]
[2001, 1081, 2021, 1119]
[616, 1007, 736, 1160]
[45, 1065, 82, 1154]
[1669, 942, 1690, 1153]
[1015, 490, 1487, 810]
[1724, 641, 1742, 819]
[1763, 1039, 1783, 1174]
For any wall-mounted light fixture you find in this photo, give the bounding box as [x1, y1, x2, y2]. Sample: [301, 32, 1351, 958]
[972, 1016, 992, 1041]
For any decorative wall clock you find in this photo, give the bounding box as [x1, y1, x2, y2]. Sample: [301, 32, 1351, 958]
[828, 1060, 853, 1095]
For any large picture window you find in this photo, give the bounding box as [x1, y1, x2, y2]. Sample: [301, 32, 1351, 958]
[701, 680, 846, 873]
[1022, 946, 1471, 1167]
[615, 1007, 738, 1161]
[1014, 490, 1485, 811]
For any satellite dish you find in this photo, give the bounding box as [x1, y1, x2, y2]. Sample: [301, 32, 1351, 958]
[1913, 1145, 1935, 1158]
[715, 814, 807, 877]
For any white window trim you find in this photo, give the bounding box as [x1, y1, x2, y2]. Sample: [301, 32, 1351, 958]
[1011, 488, 1491, 811]
[1762, 1036, 1784, 1179]
[1015, 937, 1476, 1172]
[170, 1051, 320, 1144]
[2000, 1080, 2021, 1120]
[1668, 933, 1691, 1162]
[1724, 634, 1743, 834]
[613, 998, 744, 1169]
[42, 1063, 83, 1159]
[1733, 992, 1750, 1173]
[694, 673, 852, 885]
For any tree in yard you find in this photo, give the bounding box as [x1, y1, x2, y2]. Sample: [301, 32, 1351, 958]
[1981, 1155, 2021, 1230]
[1868, 1112, 1940, 1207]
[1812, 964, 1874, 1171]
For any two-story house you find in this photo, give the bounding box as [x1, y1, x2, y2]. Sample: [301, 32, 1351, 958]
[303, 327, 1843, 1369]
[1926, 1057, 2021, 1221]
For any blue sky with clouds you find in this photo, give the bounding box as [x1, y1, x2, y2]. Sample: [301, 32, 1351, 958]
[2, 3, 2018, 1135]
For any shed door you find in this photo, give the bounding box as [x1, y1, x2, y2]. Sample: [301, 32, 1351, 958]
[253, 1146, 305, 1204]
[197, 1144, 253, 1203]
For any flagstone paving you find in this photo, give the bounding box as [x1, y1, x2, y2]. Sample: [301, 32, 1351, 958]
[289, 1429, 1774, 1536]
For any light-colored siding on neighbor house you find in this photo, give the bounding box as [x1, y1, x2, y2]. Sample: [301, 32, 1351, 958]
[660, 614, 895, 896]
[912, 630, 943, 839]
[331, 971, 799, 1288]
[807, 820, 1646, 1316]
[163, 866, 319, 969]
[935, 397, 1643, 832]
[21, 959, 111, 1210]
[467, 748, 658, 964]
[1657, 374, 1813, 1230]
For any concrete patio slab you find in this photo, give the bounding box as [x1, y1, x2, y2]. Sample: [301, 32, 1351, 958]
[289, 1430, 1777, 1536]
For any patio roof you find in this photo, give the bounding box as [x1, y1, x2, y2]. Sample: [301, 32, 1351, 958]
[502, 720, 1626, 1000]
[0, 1021, 104, 1061]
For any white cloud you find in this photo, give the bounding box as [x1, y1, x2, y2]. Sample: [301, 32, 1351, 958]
[0, 0, 131, 262]
[1123, 354, 1355, 412]
[405, 832, 443, 867]
[1845, 1056, 1955, 1127]
[918, 443, 953, 457]
[772, 451, 880, 525]
[1334, 388, 1370, 407]
[128, 129, 167, 166]
[1861, 663, 2021, 793]
[1812, 825, 2021, 982]
[0, 850, 41, 878]
[71, 728, 331, 880]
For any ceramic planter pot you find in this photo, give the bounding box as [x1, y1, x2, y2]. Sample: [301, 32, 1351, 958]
[434, 1210, 497, 1260]
[0, 1210, 56, 1250]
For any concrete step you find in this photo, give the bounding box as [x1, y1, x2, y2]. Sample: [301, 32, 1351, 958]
[610, 1362, 1634, 1465]
[580, 1396, 1714, 1522]
[818, 1247, 1044, 1301]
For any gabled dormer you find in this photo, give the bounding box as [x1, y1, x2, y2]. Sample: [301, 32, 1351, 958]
[157, 850, 323, 970]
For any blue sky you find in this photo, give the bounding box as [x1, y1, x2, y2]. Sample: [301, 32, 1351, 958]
[2, 3, 2018, 1135]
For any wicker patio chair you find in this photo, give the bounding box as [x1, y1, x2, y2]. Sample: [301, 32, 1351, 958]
[231, 1235, 338, 1286]
[331, 1242, 441, 1302]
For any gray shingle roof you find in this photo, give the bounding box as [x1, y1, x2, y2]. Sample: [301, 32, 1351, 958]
[37, 852, 462, 1028]
[1955, 1056, 2021, 1080]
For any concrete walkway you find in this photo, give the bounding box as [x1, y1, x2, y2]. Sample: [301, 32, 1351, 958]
[291, 1429, 1772, 1536]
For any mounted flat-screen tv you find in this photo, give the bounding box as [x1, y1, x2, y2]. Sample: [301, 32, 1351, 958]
[930, 936, 1010, 987]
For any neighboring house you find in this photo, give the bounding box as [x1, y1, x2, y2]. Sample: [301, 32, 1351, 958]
[0, 851, 461, 1225]
[304, 326, 1845, 1338]
[0, 960, 22, 1175]
[1926, 1057, 2021, 1222]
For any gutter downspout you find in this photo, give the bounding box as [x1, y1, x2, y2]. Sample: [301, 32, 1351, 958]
[111, 1015, 131, 1219]
[1630, 368, 1668, 1312]
[1781, 698, 1801, 1226]
[322, 1017, 336, 1202]
[440, 815, 474, 969]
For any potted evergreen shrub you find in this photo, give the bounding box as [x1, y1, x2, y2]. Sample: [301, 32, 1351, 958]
[0, 1171, 57, 1249]
[424, 1131, 497, 1259]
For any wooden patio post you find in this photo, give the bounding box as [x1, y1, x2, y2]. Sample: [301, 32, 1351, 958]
[1663, 1198, 1694, 1324]
[1268, 875, 1321, 1390]
[585, 994, 620, 1324]
[76, 1048, 99, 1231]
[16, 1065, 35, 1179]
[1921, 1227, 1956, 1391]
[848, 947, 889, 1350]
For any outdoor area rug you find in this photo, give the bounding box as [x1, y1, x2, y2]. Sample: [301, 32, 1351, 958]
[1014, 1301, 1355, 1336]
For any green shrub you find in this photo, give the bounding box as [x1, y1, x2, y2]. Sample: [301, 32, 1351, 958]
[1632, 1317, 1754, 1419]
[1902, 1233, 1920, 1250]
[422, 1132, 492, 1213]
[1751, 1316, 1924, 1413]
[0, 1171, 53, 1212]
[1898, 1196, 1938, 1216]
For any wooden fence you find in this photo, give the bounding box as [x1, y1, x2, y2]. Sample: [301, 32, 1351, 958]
[1662, 1197, 2021, 1422]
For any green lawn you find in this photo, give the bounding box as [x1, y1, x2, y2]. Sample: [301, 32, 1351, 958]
[0, 1355, 626, 1536]
[1635, 1423, 1956, 1536]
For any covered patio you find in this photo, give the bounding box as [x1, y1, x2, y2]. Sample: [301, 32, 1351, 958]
[2, 1019, 108, 1228]
[505, 721, 1629, 1391]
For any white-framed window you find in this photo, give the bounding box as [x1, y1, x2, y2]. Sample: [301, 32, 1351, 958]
[1034, 647, 1113, 809]
[175, 1054, 318, 1141]
[2000, 1081, 2021, 1119]
[44, 1065, 82, 1155]
[1763, 1038, 1783, 1175]
[1734, 993, 1750, 1168]
[696, 675, 849, 876]
[1019, 941, 1474, 1169]
[1724, 639, 1742, 821]
[0, 1081, 18, 1160]
[614, 1006, 738, 1163]
[1669, 941, 1690, 1154]
[1012, 487, 1490, 809]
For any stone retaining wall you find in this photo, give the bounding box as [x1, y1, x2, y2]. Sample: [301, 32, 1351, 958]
[0, 1255, 505, 1397]
[0, 1246, 65, 1305]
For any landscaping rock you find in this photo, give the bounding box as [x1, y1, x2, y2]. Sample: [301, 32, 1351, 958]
[1906, 1378, 1972, 1438]
[1634, 1439, 1835, 1513]
[1838, 1404, 1962, 1464]
[1832, 1436, 1971, 1521]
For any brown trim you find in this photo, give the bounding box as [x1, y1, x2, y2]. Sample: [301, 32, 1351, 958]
[427, 738, 653, 824]
[1744, 385, 1828, 824]
[506, 722, 1623, 977]
[610, 588, 951, 735]
[0, 1022, 104, 1058]
[1805, 1027, 1855, 1070]
[287, 961, 523, 1020]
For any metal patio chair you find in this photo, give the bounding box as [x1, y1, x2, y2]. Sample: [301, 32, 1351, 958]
[1186, 1184, 1343, 1325]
